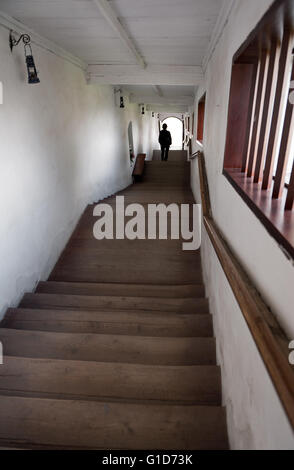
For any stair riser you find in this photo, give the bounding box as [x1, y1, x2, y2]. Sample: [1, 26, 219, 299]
[0, 396, 228, 450]
[20, 294, 208, 314]
[2, 310, 213, 337]
[0, 357, 221, 405]
[0, 329, 216, 365]
[0, 156, 228, 450]
[36, 281, 205, 298]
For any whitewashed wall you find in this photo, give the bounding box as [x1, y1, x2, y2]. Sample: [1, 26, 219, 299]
[138, 110, 159, 161]
[190, 0, 294, 450]
[0, 24, 156, 320]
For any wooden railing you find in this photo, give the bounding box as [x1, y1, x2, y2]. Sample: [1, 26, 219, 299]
[190, 150, 294, 429]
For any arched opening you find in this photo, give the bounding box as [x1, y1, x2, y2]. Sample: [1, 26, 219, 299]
[128, 121, 135, 164]
[161, 117, 183, 149]
[197, 93, 206, 144]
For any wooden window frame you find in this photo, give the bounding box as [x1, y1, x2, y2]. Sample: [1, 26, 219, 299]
[197, 93, 206, 144]
[223, 0, 294, 259]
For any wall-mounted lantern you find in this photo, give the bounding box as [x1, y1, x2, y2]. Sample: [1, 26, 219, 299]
[114, 88, 125, 108]
[120, 95, 125, 108]
[9, 30, 40, 84]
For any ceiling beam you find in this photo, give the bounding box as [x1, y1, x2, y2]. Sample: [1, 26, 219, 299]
[129, 95, 194, 106]
[146, 104, 189, 113]
[88, 64, 203, 86]
[152, 85, 163, 97]
[92, 0, 146, 68]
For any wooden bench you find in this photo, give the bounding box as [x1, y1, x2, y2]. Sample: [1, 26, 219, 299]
[132, 153, 146, 182]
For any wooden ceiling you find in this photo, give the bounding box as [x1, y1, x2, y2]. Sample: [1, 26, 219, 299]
[0, 0, 229, 110]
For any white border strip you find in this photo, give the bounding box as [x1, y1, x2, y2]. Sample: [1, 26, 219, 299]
[202, 0, 236, 73]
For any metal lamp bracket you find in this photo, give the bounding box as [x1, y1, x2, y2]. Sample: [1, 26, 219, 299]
[9, 30, 31, 52]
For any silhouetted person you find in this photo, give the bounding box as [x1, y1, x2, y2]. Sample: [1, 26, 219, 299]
[159, 123, 172, 161]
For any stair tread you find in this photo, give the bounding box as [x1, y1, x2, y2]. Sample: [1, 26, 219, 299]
[0, 395, 228, 449]
[36, 281, 205, 298]
[0, 151, 228, 449]
[50, 264, 203, 284]
[0, 328, 216, 365]
[61, 238, 200, 253]
[0, 356, 221, 405]
[20, 293, 209, 313]
[2, 308, 213, 337]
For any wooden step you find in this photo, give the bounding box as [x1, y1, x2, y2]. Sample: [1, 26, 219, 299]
[0, 329, 216, 365]
[143, 171, 190, 177]
[142, 179, 190, 185]
[72, 227, 196, 242]
[97, 193, 194, 204]
[0, 396, 228, 449]
[143, 174, 190, 180]
[142, 174, 190, 180]
[113, 187, 193, 195]
[144, 167, 189, 172]
[0, 356, 221, 405]
[50, 266, 203, 285]
[124, 185, 192, 191]
[146, 160, 189, 165]
[55, 238, 200, 255]
[36, 281, 205, 298]
[66, 238, 199, 254]
[2, 308, 213, 337]
[49, 248, 203, 284]
[20, 293, 209, 313]
[0, 148, 228, 450]
[113, 187, 193, 194]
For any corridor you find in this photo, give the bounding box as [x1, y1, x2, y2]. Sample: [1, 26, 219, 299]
[0, 153, 228, 449]
[0, 0, 294, 452]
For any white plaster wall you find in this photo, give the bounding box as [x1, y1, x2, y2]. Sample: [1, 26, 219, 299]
[0, 24, 154, 320]
[138, 110, 159, 160]
[191, 0, 294, 449]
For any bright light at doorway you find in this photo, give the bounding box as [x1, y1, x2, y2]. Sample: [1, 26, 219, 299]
[162, 117, 183, 149]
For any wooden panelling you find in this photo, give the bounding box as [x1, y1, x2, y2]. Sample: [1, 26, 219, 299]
[232, 0, 294, 62]
[285, 161, 294, 210]
[241, 60, 259, 172]
[254, 40, 280, 183]
[262, 30, 294, 190]
[272, 59, 294, 198]
[197, 96, 205, 143]
[223, 0, 294, 281]
[224, 63, 255, 169]
[247, 50, 269, 177]
[285, 162, 294, 211]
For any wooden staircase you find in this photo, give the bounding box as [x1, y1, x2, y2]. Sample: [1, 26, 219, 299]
[0, 153, 229, 449]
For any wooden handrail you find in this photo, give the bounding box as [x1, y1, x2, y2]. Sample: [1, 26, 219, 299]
[193, 151, 294, 429]
[189, 151, 201, 160]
